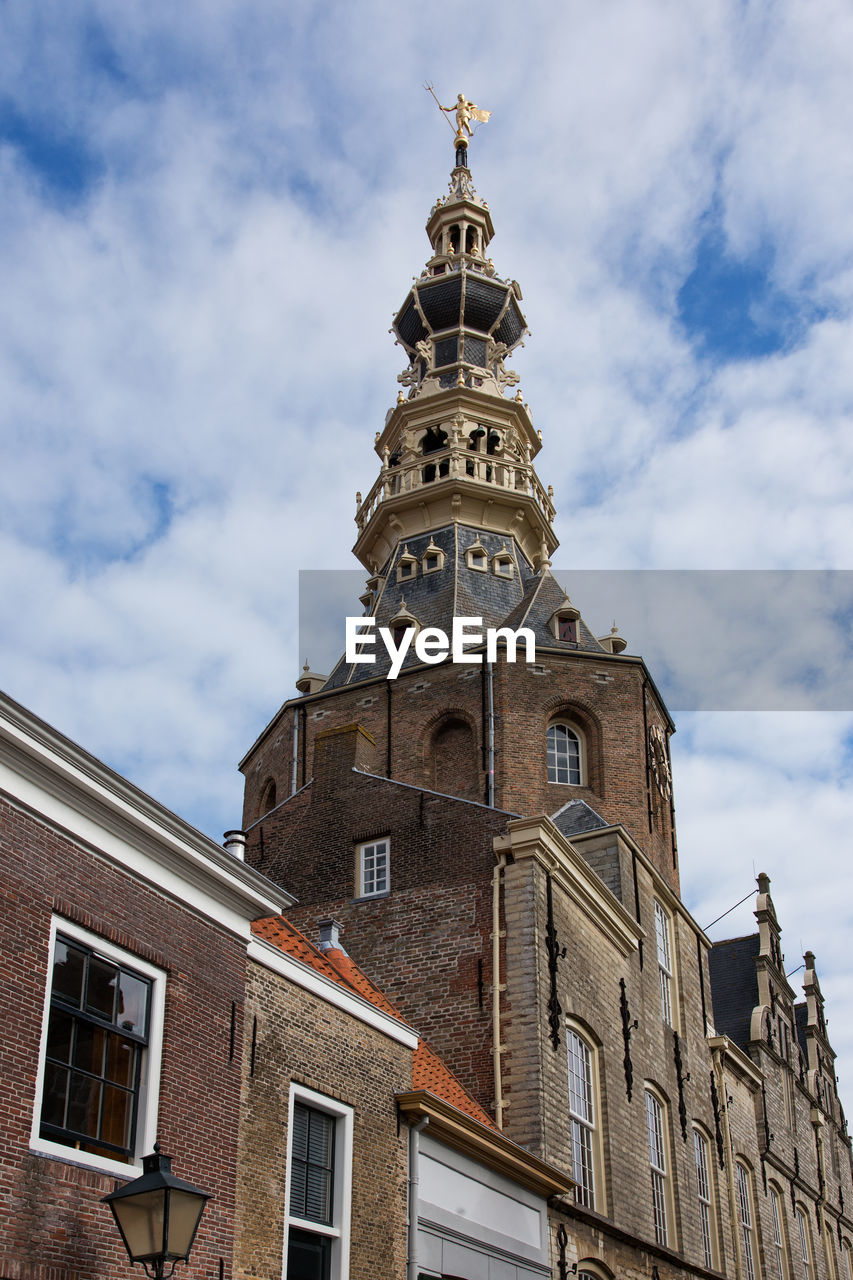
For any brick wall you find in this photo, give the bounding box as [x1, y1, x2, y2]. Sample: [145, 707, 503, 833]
[0, 794, 247, 1280]
[234, 958, 410, 1280]
[241, 648, 679, 893]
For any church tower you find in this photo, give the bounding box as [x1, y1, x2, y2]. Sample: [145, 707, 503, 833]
[236, 125, 853, 1280]
[240, 137, 679, 891]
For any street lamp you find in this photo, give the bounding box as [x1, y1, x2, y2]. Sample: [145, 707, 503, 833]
[103, 1143, 211, 1280]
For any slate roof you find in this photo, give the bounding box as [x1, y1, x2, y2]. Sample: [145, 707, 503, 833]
[550, 798, 610, 838]
[251, 914, 497, 1130]
[708, 933, 760, 1049]
[324, 523, 606, 689]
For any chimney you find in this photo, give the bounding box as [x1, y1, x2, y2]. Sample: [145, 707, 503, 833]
[223, 830, 246, 860]
[312, 723, 376, 797]
[318, 918, 346, 954]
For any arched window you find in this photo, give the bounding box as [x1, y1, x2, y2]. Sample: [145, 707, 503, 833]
[547, 723, 582, 785]
[566, 1027, 601, 1211]
[258, 777, 277, 818]
[736, 1162, 757, 1280]
[769, 1183, 789, 1280]
[654, 901, 674, 1026]
[841, 1239, 852, 1280]
[645, 1088, 672, 1248]
[693, 1126, 717, 1270]
[796, 1206, 813, 1280]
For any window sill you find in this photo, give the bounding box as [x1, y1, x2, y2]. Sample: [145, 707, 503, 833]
[352, 891, 391, 903]
[29, 1138, 143, 1181]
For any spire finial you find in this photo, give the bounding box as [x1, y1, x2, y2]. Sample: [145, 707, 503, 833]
[424, 84, 491, 161]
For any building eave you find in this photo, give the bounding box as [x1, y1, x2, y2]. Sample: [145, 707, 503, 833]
[0, 690, 288, 932]
[396, 1090, 574, 1198]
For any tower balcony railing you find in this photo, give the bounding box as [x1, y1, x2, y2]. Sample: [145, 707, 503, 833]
[355, 442, 555, 533]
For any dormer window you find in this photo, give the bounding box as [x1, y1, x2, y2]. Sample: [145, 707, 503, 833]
[467, 541, 488, 572]
[492, 550, 514, 578]
[421, 541, 445, 574]
[393, 623, 412, 646]
[550, 600, 581, 644]
[396, 546, 418, 584]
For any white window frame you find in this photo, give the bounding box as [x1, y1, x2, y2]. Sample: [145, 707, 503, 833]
[547, 722, 583, 786]
[566, 1026, 601, 1211]
[357, 838, 390, 899]
[736, 1162, 758, 1280]
[283, 1084, 353, 1280]
[30, 916, 165, 1178]
[796, 1205, 813, 1280]
[770, 1184, 789, 1280]
[654, 900, 674, 1026]
[693, 1126, 716, 1270]
[645, 1088, 672, 1248]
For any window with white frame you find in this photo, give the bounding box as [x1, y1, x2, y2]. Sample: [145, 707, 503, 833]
[654, 901, 673, 1026]
[32, 918, 165, 1175]
[285, 1085, 352, 1280]
[770, 1184, 789, 1280]
[693, 1127, 715, 1270]
[547, 723, 582, 786]
[357, 839, 389, 898]
[567, 1028, 598, 1210]
[645, 1089, 670, 1247]
[796, 1206, 812, 1280]
[736, 1162, 757, 1280]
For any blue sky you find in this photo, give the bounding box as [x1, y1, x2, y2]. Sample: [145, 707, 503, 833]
[2, 0, 853, 1103]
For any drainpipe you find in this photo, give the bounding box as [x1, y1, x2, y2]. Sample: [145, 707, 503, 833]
[291, 706, 299, 795]
[486, 660, 495, 807]
[407, 1116, 429, 1280]
[492, 852, 507, 1129]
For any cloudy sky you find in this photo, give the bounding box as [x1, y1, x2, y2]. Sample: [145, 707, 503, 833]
[2, 2, 853, 1106]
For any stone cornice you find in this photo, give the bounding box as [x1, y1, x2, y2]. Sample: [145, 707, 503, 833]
[0, 690, 287, 932]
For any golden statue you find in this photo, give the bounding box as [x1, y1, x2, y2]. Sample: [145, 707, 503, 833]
[425, 85, 491, 144]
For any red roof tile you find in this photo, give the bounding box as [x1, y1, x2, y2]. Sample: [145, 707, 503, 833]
[251, 915, 497, 1131]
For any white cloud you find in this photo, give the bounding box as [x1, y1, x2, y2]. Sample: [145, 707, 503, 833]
[2, 0, 853, 1111]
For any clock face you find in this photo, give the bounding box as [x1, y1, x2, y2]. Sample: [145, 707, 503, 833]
[649, 726, 672, 801]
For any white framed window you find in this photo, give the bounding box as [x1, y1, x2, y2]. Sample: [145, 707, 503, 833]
[547, 723, 582, 786]
[654, 901, 674, 1026]
[31, 917, 165, 1177]
[492, 553, 514, 578]
[736, 1162, 758, 1280]
[693, 1126, 716, 1270]
[645, 1089, 671, 1247]
[566, 1027, 600, 1211]
[465, 539, 488, 572]
[284, 1084, 353, 1280]
[796, 1205, 813, 1280]
[770, 1184, 789, 1280]
[357, 839, 390, 898]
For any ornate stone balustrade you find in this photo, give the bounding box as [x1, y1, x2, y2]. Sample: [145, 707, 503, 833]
[355, 442, 555, 533]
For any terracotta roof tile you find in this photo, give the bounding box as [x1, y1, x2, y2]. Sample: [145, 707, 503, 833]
[413, 1040, 498, 1131]
[251, 915, 497, 1130]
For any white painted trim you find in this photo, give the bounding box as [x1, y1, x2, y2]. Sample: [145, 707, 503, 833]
[29, 916, 166, 1179]
[0, 692, 286, 935]
[282, 1084, 354, 1280]
[247, 938, 418, 1049]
